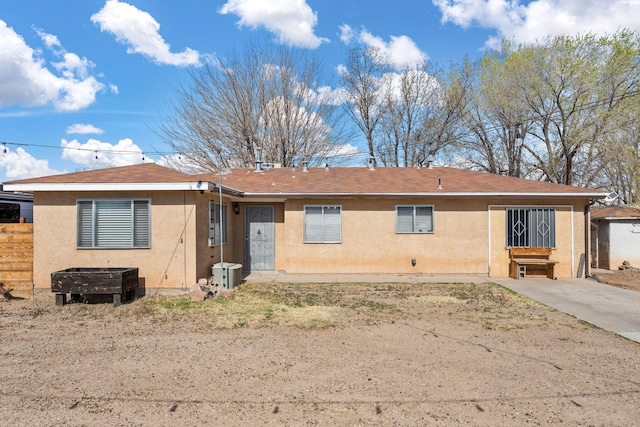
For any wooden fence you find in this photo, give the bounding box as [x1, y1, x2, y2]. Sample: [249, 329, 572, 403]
[0, 223, 33, 298]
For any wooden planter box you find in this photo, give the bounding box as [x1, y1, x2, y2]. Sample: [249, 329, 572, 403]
[51, 267, 138, 306]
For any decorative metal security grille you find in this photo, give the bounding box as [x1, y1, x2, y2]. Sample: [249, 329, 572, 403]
[506, 208, 555, 248]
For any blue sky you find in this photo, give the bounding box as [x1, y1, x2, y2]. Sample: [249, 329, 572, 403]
[1, 0, 639, 182]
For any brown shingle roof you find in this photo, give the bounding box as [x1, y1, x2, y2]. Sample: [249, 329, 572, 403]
[5, 163, 605, 198]
[198, 166, 604, 196]
[4, 163, 195, 184]
[591, 205, 640, 220]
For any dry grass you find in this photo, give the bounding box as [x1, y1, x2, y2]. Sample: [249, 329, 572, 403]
[0, 282, 547, 332]
[105, 281, 544, 330]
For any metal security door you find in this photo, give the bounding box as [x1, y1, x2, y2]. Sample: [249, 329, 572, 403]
[244, 206, 275, 270]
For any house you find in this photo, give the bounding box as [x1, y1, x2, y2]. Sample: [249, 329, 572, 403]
[3, 162, 606, 295]
[590, 205, 640, 270]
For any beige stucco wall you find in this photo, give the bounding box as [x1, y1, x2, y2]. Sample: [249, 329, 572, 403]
[489, 201, 588, 278]
[32, 192, 591, 294]
[270, 197, 589, 277]
[276, 198, 489, 274]
[32, 191, 228, 294]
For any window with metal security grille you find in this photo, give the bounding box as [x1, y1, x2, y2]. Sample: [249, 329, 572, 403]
[506, 208, 556, 248]
[209, 202, 228, 246]
[304, 205, 341, 243]
[77, 199, 150, 248]
[396, 205, 434, 233]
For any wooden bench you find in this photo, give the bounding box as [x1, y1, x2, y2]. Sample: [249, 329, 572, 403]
[509, 247, 558, 279]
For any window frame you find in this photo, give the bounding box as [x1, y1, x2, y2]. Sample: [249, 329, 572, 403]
[395, 205, 435, 234]
[208, 201, 228, 247]
[303, 205, 342, 244]
[506, 207, 556, 248]
[0, 202, 20, 223]
[76, 198, 151, 249]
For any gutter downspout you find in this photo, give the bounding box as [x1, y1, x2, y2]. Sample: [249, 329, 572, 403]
[584, 199, 598, 278]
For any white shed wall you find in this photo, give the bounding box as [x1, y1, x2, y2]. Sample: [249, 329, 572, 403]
[609, 220, 640, 268]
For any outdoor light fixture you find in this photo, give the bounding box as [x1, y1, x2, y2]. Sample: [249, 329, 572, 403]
[233, 202, 240, 215]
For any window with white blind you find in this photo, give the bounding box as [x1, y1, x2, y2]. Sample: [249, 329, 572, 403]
[506, 207, 556, 248]
[209, 202, 228, 246]
[396, 205, 434, 233]
[304, 205, 342, 243]
[77, 199, 150, 249]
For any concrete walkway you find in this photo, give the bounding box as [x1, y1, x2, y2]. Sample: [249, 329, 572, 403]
[492, 277, 640, 344]
[243, 271, 489, 284]
[243, 271, 640, 344]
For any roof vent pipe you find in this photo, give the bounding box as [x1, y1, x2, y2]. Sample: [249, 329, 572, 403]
[368, 156, 375, 170]
[302, 160, 309, 172]
[255, 147, 263, 172]
[427, 156, 434, 169]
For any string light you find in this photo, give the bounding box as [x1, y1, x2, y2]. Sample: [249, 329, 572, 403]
[0, 139, 374, 162]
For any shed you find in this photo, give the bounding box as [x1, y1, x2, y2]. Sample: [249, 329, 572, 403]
[591, 205, 640, 270]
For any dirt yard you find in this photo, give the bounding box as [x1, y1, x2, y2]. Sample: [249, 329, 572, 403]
[1, 281, 639, 426]
[590, 267, 640, 292]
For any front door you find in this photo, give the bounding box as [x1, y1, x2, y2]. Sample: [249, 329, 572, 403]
[244, 206, 275, 270]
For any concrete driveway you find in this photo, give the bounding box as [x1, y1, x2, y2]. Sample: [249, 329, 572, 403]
[244, 271, 640, 344]
[492, 277, 640, 344]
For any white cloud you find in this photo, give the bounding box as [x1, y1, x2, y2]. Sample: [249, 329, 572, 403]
[315, 85, 348, 106]
[361, 30, 428, 69]
[339, 24, 355, 44]
[379, 69, 440, 102]
[433, 0, 640, 47]
[66, 124, 105, 135]
[0, 20, 104, 111]
[325, 143, 359, 159]
[91, 0, 201, 66]
[33, 26, 61, 50]
[219, 0, 328, 48]
[339, 25, 427, 69]
[0, 147, 63, 180]
[61, 138, 152, 168]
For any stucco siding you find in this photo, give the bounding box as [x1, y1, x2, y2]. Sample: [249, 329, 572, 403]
[490, 201, 588, 278]
[278, 198, 489, 274]
[33, 191, 200, 294]
[194, 193, 240, 282]
[609, 220, 640, 268]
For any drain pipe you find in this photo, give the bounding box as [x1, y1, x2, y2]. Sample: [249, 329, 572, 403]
[218, 152, 225, 286]
[583, 199, 598, 278]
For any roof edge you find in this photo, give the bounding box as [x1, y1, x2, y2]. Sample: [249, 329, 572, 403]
[239, 191, 609, 198]
[2, 182, 216, 192]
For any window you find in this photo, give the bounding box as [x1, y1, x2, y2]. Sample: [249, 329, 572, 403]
[396, 205, 434, 233]
[77, 199, 150, 249]
[209, 202, 228, 246]
[304, 205, 341, 243]
[506, 208, 556, 248]
[0, 202, 20, 223]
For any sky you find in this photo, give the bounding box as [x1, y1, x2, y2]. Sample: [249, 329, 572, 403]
[1, 0, 639, 182]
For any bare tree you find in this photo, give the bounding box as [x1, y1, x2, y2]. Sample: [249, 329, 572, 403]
[511, 32, 639, 186]
[598, 124, 640, 204]
[455, 31, 640, 189]
[376, 63, 469, 167]
[340, 47, 390, 165]
[377, 65, 437, 166]
[160, 40, 349, 172]
[458, 55, 530, 177]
